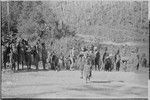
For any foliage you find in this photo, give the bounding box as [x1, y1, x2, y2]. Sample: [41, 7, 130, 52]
[1, 1, 148, 48]
[46, 36, 83, 58]
[17, 1, 75, 42]
[1, 1, 23, 44]
[46, 1, 148, 42]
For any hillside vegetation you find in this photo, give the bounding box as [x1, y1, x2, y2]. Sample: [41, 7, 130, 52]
[44, 1, 148, 43]
[2, 1, 148, 43]
[1, 1, 149, 67]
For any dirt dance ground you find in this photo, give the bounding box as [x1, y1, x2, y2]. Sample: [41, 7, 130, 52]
[1, 67, 149, 99]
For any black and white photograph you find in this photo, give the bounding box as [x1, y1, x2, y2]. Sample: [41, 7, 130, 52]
[1, 0, 149, 99]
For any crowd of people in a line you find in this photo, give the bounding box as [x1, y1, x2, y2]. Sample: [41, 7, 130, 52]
[2, 39, 47, 71]
[1, 38, 148, 83]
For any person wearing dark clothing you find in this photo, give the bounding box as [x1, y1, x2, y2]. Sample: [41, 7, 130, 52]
[136, 54, 140, 70]
[41, 43, 47, 70]
[95, 50, 101, 71]
[51, 52, 59, 71]
[25, 45, 32, 70]
[141, 57, 147, 68]
[16, 41, 26, 70]
[115, 50, 121, 71]
[102, 47, 109, 70]
[104, 56, 112, 71]
[3, 43, 11, 69]
[32, 46, 40, 70]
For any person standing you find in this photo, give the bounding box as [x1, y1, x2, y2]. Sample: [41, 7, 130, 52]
[3, 43, 11, 69]
[102, 47, 109, 70]
[41, 43, 47, 70]
[36, 40, 42, 61]
[94, 47, 101, 71]
[69, 47, 75, 71]
[115, 50, 121, 71]
[136, 48, 140, 70]
[122, 60, 128, 72]
[89, 46, 95, 70]
[131, 47, 140, 71]
[78, 47, 86, 79]
[83, 51, 92, 83]
[87, 47, 93, 77]
[141, 53, 147, 68]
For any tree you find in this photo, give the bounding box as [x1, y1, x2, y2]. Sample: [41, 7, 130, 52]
[1, 1, 23, 44]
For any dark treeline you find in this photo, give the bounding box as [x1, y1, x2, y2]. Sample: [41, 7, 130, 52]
[1, 1, 75, 45]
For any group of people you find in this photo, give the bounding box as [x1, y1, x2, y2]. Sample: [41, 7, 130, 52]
[76, 45, 121, 83]
[2, 38, 47, 71]
[2, 38, 148, 80]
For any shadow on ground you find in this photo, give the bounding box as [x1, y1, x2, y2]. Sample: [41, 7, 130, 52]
[13, 69, 50, 73]
[91, 80, 112, 83]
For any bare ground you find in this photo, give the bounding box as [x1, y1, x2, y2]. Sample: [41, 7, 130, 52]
[2, 68, 149, 98]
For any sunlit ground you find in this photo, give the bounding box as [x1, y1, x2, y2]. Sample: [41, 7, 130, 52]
[2, 67, 148, 98]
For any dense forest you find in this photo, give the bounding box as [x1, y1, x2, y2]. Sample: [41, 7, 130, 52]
[45, 1, 148, 42]
[1, 1, 149, 57]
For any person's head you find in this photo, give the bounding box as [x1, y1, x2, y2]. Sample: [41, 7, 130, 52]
[25, 40, 28, 45]
[84, 47, 87, 52]
[117, 49, 120, 54]
[33, 45, 36, 50]
[105, 47, 107, 52]
[86, 55, 91, 65]
[123, 60, 127, 65]
[136, 47, 139, 53]
[90, 46, 93, 51]
[38, 39, 40, 43]
[94, 46, 97, 51]
[81, 47, 84, 51]
[137, 54, 140, 59]
[36, 41, 39, 45]
[42, 42, 45, 47]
